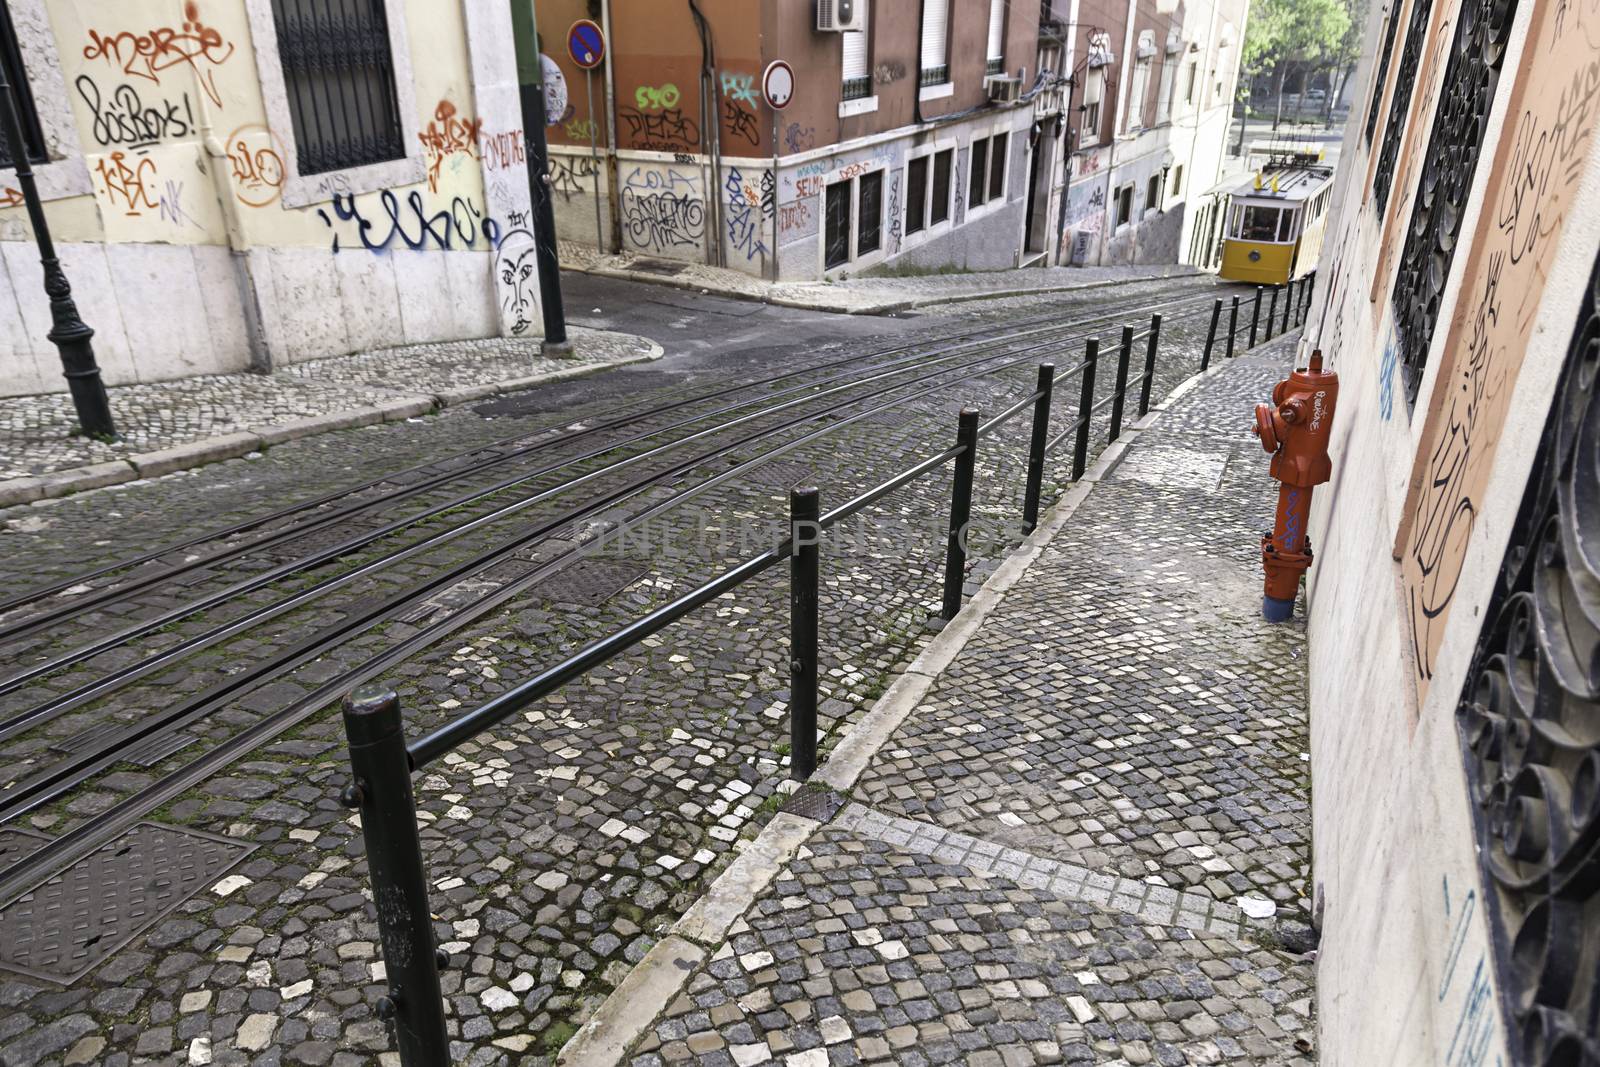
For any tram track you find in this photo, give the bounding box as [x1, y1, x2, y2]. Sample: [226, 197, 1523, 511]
[0, 281, 1238, 900]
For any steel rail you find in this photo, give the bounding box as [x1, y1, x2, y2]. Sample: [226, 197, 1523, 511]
[0, 288, 1228, 715]
[0, 275, 1213, 624]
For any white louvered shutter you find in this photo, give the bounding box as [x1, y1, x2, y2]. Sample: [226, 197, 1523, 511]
[987, 0, 1005, 61]
[921, 0, 948, 72]
[843, 2, 870, 81]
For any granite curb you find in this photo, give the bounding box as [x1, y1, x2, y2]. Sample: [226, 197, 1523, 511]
[0, 342, 662, 510]
[555, 348, 1248, 1067]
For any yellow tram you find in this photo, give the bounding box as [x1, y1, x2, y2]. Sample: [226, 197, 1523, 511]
[1218, 148, 1334, 286]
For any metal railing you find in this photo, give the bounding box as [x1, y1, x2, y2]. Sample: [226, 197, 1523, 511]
[336, 295, 1307, 1063]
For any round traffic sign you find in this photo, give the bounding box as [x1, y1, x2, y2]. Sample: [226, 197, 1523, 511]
[762, 60, 795, 110]
[567, 19, 605, 70]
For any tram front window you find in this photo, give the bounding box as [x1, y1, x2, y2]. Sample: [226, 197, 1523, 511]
[1239, 206, 1282, 241]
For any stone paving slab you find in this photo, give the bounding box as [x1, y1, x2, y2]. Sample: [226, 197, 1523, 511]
[559, 242, 1202, 316]
[602, 341, 1316, 1066]
[0, 326, 661, 486]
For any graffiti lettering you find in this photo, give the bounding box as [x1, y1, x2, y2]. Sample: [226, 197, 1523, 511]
[778, 198, 812, 236]
[75, 76, 194, 148]
[317, 190, 501, 254]
[549, 155, 599, 200]
[564, 117, 598, 142]
[887, 172, 902, 250]
[94, 151, 160, 216]
[82, 2, 235, 108]
[158, 179, 203, 229]
[0, 186, 23, 210]
[759, 171, 775, 220]
[619, 108, 700, 152]
[724, 99, 760, 146]
[480, 129, 525, 172]
[418, 99, 484, 194]
[225, 123, 285, 208]
[783, 122, 816, 153]
[633, 84, 681, 111]
[874, 61, 906, 86]
[674, 153, 695, 165]
[620, 167, 704, 253]
[719, 71, 759, 106]
[724, 168, 766, 261]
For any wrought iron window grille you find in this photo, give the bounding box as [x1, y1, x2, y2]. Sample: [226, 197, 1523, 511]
[271, 0, 406, 176]
[921, 64, 950, 87]
[842, 75, 872, 101]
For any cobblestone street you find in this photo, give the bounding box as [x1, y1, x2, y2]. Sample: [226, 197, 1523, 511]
[620, 344, 1316, 1067]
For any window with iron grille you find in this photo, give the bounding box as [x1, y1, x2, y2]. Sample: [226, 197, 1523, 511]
[842, 4, 872, 101]
[271, 0, 405, 176]
[920, 0, 949, 85]
[0, 0, 47, 168]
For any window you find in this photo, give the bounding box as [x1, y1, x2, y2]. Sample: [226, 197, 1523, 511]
[1116, 184, 1133, 227]
[1082, 68, 1103, 145]
[1146, 172, 1161, 211]
[968, 132, 1007, 209]
[970, 137, 989, 208]
[825, 169, 883, 268]
[858, 170, 882, 255]
[1171, 164, 1183, 197]
[1157, 59, 1175, 124]
[987, 132, 1006, 201]
[842, 1, 871, 100]
[271, 0, 405, 175]
[1239, 205, 1281, 241]
[1184, 61, 1198, 105]
[920, 0, 949, 85]
[907, 156, 928, 234]
[825, 180, 852, 268]
[0, 0, 47, 167]
[930, 148, 952, 224]
[1127, 59, 1151, 131]
[986, 0, 1005, 75]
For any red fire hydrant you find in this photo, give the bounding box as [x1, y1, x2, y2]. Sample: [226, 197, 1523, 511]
[1253, 350, 1338, 622]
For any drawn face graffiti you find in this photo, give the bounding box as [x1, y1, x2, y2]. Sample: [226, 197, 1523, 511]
[541, 55, 569, 126]
[497, 229, 539, 335]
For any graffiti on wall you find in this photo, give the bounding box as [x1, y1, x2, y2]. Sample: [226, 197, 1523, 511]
[778, 198, 813, 240]
[783, 122, 816, 153]
[418, 100, 484, 194]
[724, 168, 766, 261]
[94, 150, 160, 216]
[316, 190, 502, 254]
[886, 172, 902, 251]
[75, 76, 195, 149]
[496, 228, 538, 335]
[619, 108, 700, 153]
[719, 71, 759, 106]
[1396, 0, 1600, 687]
[634, 84, 681, 110]
[564, 118, 598, 142]
[480, 129, 525, 172]
[549, 155, 599, 200]
[620, 166, 704, 253]
[723, 99, 759, 147]
[874, 61, 906, 86]
[81, 2, 236, 109]
[225, 124, 285, 208]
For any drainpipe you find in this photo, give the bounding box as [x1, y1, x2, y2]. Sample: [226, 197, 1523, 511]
[600, 0, 621, 252]
[194, 93, 273, 373]
[688, 0, 725, 267]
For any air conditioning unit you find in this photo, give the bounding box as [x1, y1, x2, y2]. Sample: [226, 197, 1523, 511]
[987, 76, 1021, 103]
[816, 0, 864, 32]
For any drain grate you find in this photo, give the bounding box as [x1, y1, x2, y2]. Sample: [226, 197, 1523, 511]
[531, 559, 649, 606]
[122, 731, 198, 768]
[0, 828, 48, 869]
[784, 784, 847, 823]
[0, 822, 254, 985]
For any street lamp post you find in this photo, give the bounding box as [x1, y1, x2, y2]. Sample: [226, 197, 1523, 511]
[0, 61, 116, 438]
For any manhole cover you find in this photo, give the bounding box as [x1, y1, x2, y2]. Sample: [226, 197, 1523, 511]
[784, 784, 846, 823]
[531, 559, 649, 606]
[0, 828, 48, 869]
[747, 461, 815, 489]
[0, 822, 254, 985]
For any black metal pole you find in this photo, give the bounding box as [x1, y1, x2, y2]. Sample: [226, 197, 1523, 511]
[1021, 363, 1054, 533]
[1297, 275, 1308, 324]
[1249, 286, 1262, 347]
[0, 65, 115, 438]
[511, 0, 570, 354]
[340, 685, 448, 1067]
[1281, 282, 1293, 334]
[788, 486, 819, 781]
[1138, 313, 1161, 417]
[1071, 339, 1098, 481]
[1266, 286, 1279, 340]
[1227, 296, 1240, 358]
[940, 408, 979, 621]
[1109, 326, 1133, 441]
[1201, 298, 1222, 371]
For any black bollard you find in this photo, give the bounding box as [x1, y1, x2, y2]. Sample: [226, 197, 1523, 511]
[788, 486, 820, 780]
[941, 408, 979, 620]
[1071, 339, 1098, 481]
[1021, 364, 1055, 534]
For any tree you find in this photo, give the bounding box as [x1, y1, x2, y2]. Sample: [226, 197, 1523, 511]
[1242, 0, 1352, 129]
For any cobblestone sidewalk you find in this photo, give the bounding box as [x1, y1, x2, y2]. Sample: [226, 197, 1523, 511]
[613, 343, 1317, 1067]
[559, 242, 1201, 316]
[1, 326, 659, 491]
